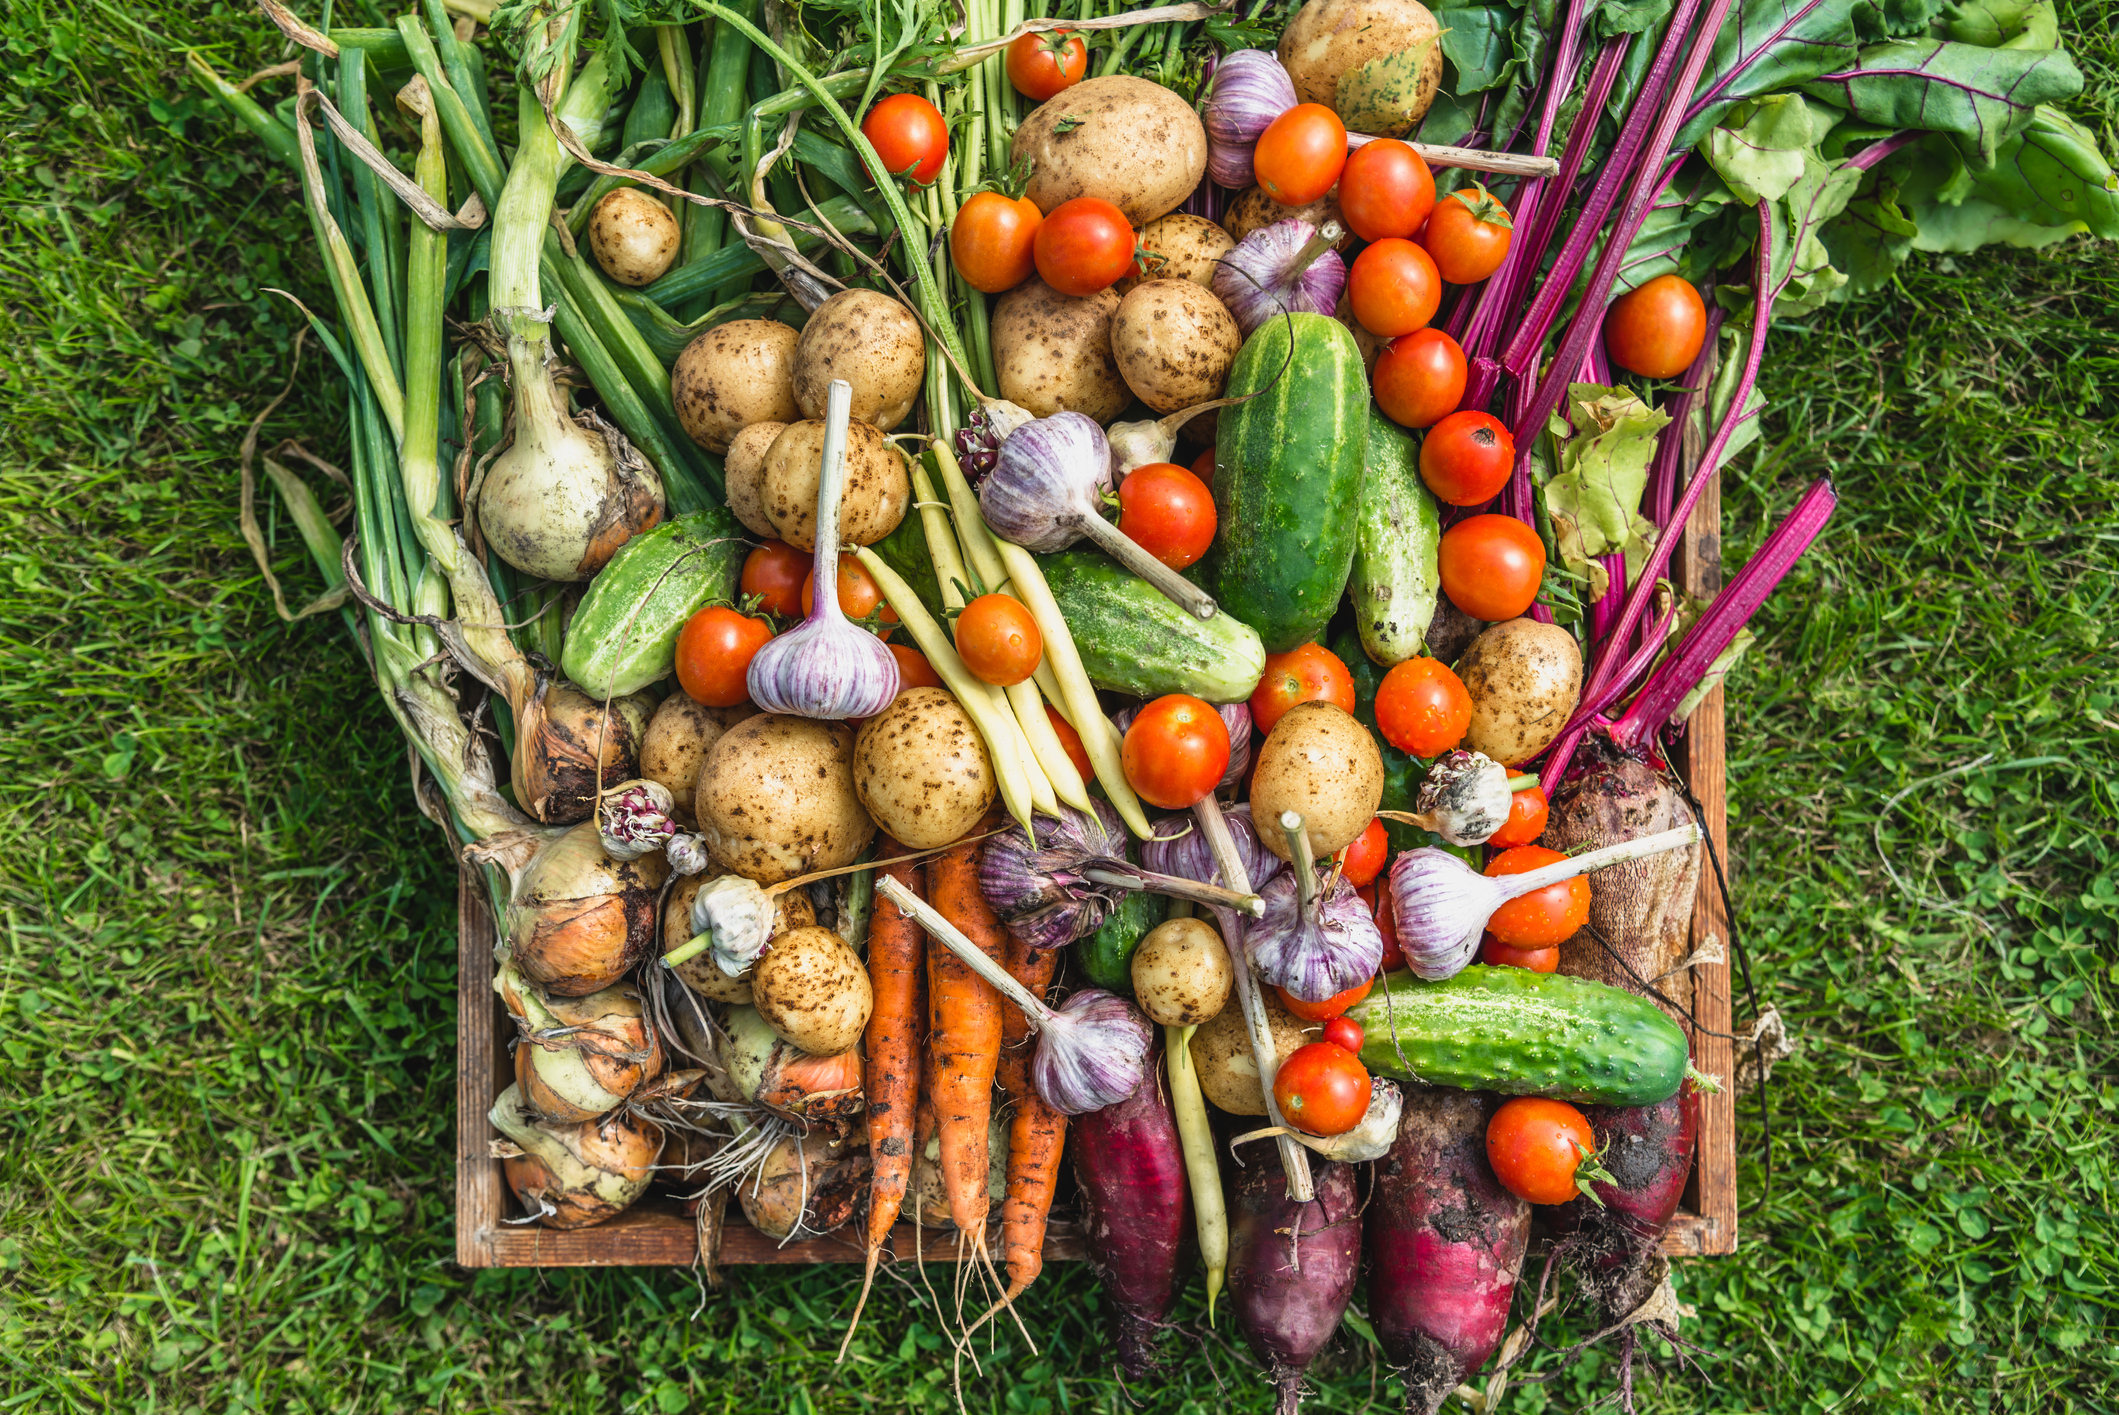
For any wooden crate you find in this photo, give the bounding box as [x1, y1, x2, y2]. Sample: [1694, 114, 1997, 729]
[454, 481, 1739, 1268]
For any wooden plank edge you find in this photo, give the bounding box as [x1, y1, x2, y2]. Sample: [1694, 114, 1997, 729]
[456, 867, 504, 1269]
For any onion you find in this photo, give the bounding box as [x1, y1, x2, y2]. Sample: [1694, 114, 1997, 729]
[490, 1082, 662, 1230]
[497, 963, 665, 1123]
[1211, 219, 1348, 338]
[1204, 50, 1299, 189]
[512, 675, 653, 825]
[471, 821, 668, 997]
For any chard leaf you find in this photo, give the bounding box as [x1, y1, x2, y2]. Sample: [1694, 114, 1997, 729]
[1819, 179, 1922, 291]
[1416, 87, 1486, 148]
[1597, 0, 1678, 35]
[1543, 384, 1671, 587]
[1851, 0, 1951, 38]
[1957, 105, 2119, 238]
[1705, 92, 1839, 203]
[1909, 195, 2085, 248]
[1798, 38, 2082, 164]
[1942, 0, 2059, 48]
[1675, 0, 1866, 150]
[1700, 325, 1770, 464]
[1770, 149, 1865, 310]
[1434, 7, 1519, 93]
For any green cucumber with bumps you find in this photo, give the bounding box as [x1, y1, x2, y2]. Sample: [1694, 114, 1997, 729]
[1348, 407, 1441, 666]
[562, 506, 747, 696]
[1041, 548, 1266, 704]
[1078, 889, 1169, 993]
[1346, 966, 1689, 1106]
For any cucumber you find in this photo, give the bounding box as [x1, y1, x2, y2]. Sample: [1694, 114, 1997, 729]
[1078, 890, 1169, 993]
[562, 507, 746, 696]
[1346, 966, 1688, 1106]
[1198, 312, 1370, 653]
[1041, 548, 1266, 704]
[1348, 408, 1441, 666]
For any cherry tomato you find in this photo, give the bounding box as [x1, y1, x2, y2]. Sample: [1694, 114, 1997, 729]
[1422, 184, 1514, 284]
[1480, 933, 1559, 971]
[889, 641, 944, 691]
[1276, 975, 1374, 1021]
[1273, 1041, 1373, 1136]
[1190, 445, 1216, 486]
[1348, 238, 1442, 338]
[1117, 462, 1217, 570]
[1122, 694, 1231, 809]
[1335, 818, 1388, 888]
[674, 605, 772, 708]
[1248, 642, 1356, 735]
[1488, 784, 1550, 848]
[861, 93, 949, 186]
[1046, 705, 1093, 781]
[1374, 657, 1470, 757]
[801, 553, 897, 632]
[1484, 845, 1590, 946]
[741, 540, 808, 618]
[1439, 515, 1545, 621]
[1033, 196, 1137, 296]
[1419, 410, 1515, 507]
[1371, 881, 1404, 973]
[1337, 138, 1436, 243]
[954, 593, 1043, 687]
[1604, 273, 1708, 379]
[1253, 103, 1347, 206]
[1321, 1015, 1366, 1053]
[1374, 327, 1466, 429]
[1004, 28, 1088, 101]
[951, 190, 1043, 294]
[1486, 1097, 1601, 1205]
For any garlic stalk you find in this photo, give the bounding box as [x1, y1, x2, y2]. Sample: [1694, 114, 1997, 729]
[1249, 811, 1386, 1002]
[1377, 750, 1512, 846]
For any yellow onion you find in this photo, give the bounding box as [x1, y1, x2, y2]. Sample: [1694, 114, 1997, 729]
[476, 822, 668, 996]
[490, 1082, 662, 1230]
[737, 1124, 869, 1241]
[497, 963, 666, 1123]
[512, 674, 655, 824]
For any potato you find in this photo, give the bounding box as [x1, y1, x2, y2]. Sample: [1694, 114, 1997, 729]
[1250, 702, 1386, 862]
[760, 418, 911, 550]
[1278, 0, 1445, 136]
[1116, 214, 1235, 296]
[724, 421, 785, 538]
[1111, 279, 1243, 415]
[1010, 76, 1207, 225]
[1224, 187, 1350, 249]
[695, 714, 876, 883]
[1457, 618, 1584, 766]
[992, 279, 1130, 422]
[640, 693, 755, 819]
[738, 1126, 868, 1240]
[670, 319, 802, 454]
[791, 289, 924, 432]
[664, 875, 814, 1005]
[751, 924, 872, 1055]
[852, 688, 996, 850]
[1131, 917, 1233, 1027]
[587, 188, 680, 287]
[1189, 988, 1311, 1115]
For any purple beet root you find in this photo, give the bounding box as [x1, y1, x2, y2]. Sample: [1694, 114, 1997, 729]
[1226, 1157, 1363, 1415]
[1368, 1089, 1531, 1415]
[1070, 1043, 1193, 1379]
[1560, 1088, 1700, 1321]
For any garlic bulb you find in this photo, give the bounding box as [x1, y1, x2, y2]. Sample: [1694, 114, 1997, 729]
[1248, 812, 1386, 1002]
[596, 778, 679, 860]
[489, 1082, 662, 1230]
[685, 874, 776, 977]
[1203, 49, 1299, 188]
[1141, 802, 1284, 893]
[1379, 750, 1512, 846]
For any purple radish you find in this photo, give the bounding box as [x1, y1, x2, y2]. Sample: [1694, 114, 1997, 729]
[1368, 1089, 1531, 1415]
[1070, 1041, 1193, 1379]
[1556, 1088, 1700, 1321]
[1226, 1157, 1362, 1415]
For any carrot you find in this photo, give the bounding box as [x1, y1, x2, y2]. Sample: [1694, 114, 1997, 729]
[997, 932, 1066, 1298]
[927, 831, 1006, 1251]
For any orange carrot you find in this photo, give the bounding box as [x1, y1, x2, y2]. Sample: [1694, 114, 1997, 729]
[998, 932, 1066, 1297]
[927, 832, 1005, 1248]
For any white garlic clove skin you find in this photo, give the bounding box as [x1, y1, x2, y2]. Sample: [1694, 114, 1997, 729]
[688, 874, 776, 978]
[1415, 750, 1513, 846]
[1030, 989, 1156, 1115]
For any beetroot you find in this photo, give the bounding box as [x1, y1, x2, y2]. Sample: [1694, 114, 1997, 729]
[1559, 1089, 1701, 1321]
[1227, 1157, 1363, 1415]
[1070, 1043, 1193, 1379]
[1368, 1089, 1531, 1415]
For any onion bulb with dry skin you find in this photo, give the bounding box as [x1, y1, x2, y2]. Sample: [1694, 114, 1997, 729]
[511, 675, 653, 824]
[490, 1082, 662, 1230]
[587, 188, 681, 286]
[496, 964, 665, 1123]
[473, 821, 668, 997]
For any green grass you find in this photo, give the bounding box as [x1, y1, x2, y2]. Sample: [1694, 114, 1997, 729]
[1, 2, 2115, 1411]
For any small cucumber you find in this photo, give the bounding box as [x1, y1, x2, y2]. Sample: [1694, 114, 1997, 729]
[1348, 408, 1441, 666]
[1078, 890, 1169, 993]
[562, 507, 746, 696]
[1042, 548, 1266, 704]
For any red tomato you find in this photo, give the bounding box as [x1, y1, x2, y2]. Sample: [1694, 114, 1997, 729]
[1321, 1015, 1365, 1053]
[951, 191, 1042, 294]
[1479, 934, 1559, 972]
[1371, 881, 1404, 973]
[1374, 657, 1471, 757]
[1122, 694, 1230, 809]
[1335, 818, 1388, 888]
[1484, 845, 1590, 946]
[1033, 196, 1137, 296]
[674, 606, 772, 708]
[1276, 975, 1374, 1022]
[740, 540, 808, 618]
[1190, 446, 1216, 485]
[1348, 238, 1443, 338]
[1422, 184, 1514, 284]
[801, 553, 897, 632]
[1488, 784, 1550, 847]
[861, 93, 948, 186]
[1117, 462, 1217, 570]
[1486, 1097, 1601, 1205]
[954, 593, 1043, 687]
[1337, 138, 1436, 243]
[1253, 103, 1347, 206]
[1046, 705, 1093, 781]
[889, 641, 944, 691]
[1273, 1041, 1373, 1136]
[1439, 515, 1545, 621]
[1419, 410, 1515, 507]
[1248, 642, 1356, 735]
[1005, 28, 1087, 101]
[1374, 327, 1466, 429]
[1605, 273, 1708, 379]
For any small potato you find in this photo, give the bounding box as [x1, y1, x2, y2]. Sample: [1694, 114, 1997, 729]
[1189, 988, 1310, 1115]
[588, 188, 680, 286]
[1112, 279, 1243, 415]
[1457, 618, 1584, 766]
[791, 289, 924, 432]
[1116, 214, 1235, 296]
[1278, 0, 1445, 135]
[751, 925, 872, 1055]
[1131, 917, 1233, 1027]
[695, 714, 876, 883]
[1224, 187, 1350, 249]
[992, 279, 1130, 422]
[1250, 702, 1386, 862]
[760, 419, 911, 550]
[853, 688, 996, 850]
[664, 874, 813, 1005]
[640, 693, 756, 818]
[724, 422, 786, 538]
[1011, 76, 1207, 225]
[671, 319, 802, 454]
